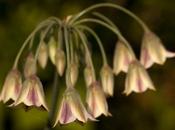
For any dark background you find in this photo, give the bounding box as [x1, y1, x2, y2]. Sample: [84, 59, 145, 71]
[1, 0, 175, 130]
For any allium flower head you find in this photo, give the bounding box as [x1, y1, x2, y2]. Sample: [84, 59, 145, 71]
[38, 41, 48, 69]
[140, 31, 175, 68]
[113, 40, 136, 75]
[0, 69, 22, 103]
[100, 64, 114, 96]
[86, 81, 111, 118]
[124, 60, 155, 95]
[24, 53, 37, 78]
[13, 75, 48, 111]
[54, 87, 95, 126]
[55, 48, 66, 76]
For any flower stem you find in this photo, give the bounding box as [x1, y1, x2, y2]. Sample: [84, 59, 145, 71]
[34, 23, 54, 63]
[76, 25, 108, 65]
[73, 18, 136, 58]
[69, 3, 149, 31]
[13, 19, 55, 69]
[73, 28, 96, 80]
[44, 70, 59, 130]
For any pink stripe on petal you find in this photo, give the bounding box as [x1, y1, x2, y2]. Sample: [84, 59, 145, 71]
[124, 55, 130, 66]
[137, 76, 144, 92]
[142, 48, 150, 67]
[91, 92, 96, 117]
[61, 102, 74, 124]
[15, 84, 20, 97]
[27, 87, 38, 106]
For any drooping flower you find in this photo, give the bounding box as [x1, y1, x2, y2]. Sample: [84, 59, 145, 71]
[55, 48, 66, 76]
[54, 87, 95, 126]
[113, 40, 136, 75]
[84, 66, 95, 87]
[100, 64, 114, 96]
[48, 37, 57, 65]
[0, 69, 22, 103]
[38, 41, 48, 69]
[124, 60, 155, 96]
[86, 81, 111, 118]
[24, 53, 37, 78]
[13, 75, 48, 111]
[140, 30, 175, 68]
[66, 62, 79, 87]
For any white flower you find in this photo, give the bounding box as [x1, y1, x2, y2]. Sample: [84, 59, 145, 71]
[100, 64, 114, 96]
[48, 37, 57, 65]
[86, 81, 111, 118]
[124, 60, 155, 95]
[38, 41, 48, 69]
[24, 53, 37, 78]
[0, 69, 22, 103]
[55, 48, 66, 76]
[113, 40, 136, 75]
[54, 87, 95, 126]
[140, 31, 175, 68]
[13, 75, 48, 111]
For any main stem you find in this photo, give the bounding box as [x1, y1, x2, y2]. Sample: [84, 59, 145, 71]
[44, 70, 59, 130]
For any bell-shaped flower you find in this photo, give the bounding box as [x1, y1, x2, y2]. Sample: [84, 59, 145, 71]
[38, 41, 48, 69]
[55, 48, 66, 76]
[13, 75, 48, 111]
[24, 53, 37, 78]
[48, 37, 57, 65]
[86, 81, 111, 118]
[140, 31, 175, 68]
[100, 64, 114, 96]
[124, 60, 155, 96]
[54, 87, 95, 126]
[113, 40, 136, 75]
[0, 69, 22, 103]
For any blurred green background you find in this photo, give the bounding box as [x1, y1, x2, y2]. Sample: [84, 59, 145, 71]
[1, 0, 175, 130]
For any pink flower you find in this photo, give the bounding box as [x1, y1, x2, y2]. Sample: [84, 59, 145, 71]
[124, 60, 155, 95]
[54, 87, 95, 126]
[13, 75, 48, 111]
[0, 69, 22, 103]
[86, 81, 111, 118]
[140, 31, 175, 68]
[113, 40, 136, 75]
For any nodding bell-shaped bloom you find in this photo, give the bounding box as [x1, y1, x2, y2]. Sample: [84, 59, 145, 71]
[38, 41, 48, 69]
[24, 53, 37, 78]
[48, 37, 57, 65]
[55, 49, 66, 76]
[66, 62, 79, 87]
[124, 60, 155, 96]
[0, 69, 22, 103]
[113, 40, 136, 75]
[86, 81, 111, 118]
[54, 87, 95, 126]
[84, 66, 95, 87]
[100, 65, 114, 97]
[140, 31, 175, 68]
[13, 75, 48, 111]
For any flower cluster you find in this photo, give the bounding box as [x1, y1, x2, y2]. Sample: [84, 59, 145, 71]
[0, 3, 174, 127]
